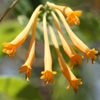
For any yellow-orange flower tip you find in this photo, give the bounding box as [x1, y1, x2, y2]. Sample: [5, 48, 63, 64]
[70, 54, 84, 68]
[86, 48, 98, 64]
[40, 71, 57, 84]
[2, 43, 16, 57]
[66, 78, 83, 93]
[19, 65, 32, 82]
[66, 11, 82, 26]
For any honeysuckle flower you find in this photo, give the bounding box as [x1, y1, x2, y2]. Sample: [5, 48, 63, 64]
[51, 11, 83, 68]
[2, 43, 16, 57]
[19, 10, 39, 81]
[40, 13, 57, 84]
[1, 1, 98, 92]
[55, 9, 98, 64]
[47, 2, 82, 26]
[2, 5, 43, 57]
[19, 65, 31, 82]
[49, 25, 82, 93]
[66, 10, 82, 26]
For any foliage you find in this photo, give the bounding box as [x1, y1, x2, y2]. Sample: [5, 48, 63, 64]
[0, 77, 42, 100]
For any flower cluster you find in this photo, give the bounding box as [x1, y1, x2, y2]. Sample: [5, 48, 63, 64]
[2, 2, 98, 93]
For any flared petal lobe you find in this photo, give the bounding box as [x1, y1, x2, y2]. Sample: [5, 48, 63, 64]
[70, 54, 84, 68]
[87, 48, 98, 64]
[2, 43, 16, 57]
[67, 78, 83, 93]
[19, 65, 31, 82]
[66, 11, 82, 26]
[40, 71, 57, 84]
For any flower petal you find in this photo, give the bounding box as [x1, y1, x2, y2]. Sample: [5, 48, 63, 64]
[40, 71, 57, 84]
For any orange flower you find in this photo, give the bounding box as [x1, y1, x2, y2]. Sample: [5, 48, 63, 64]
[51, 11, 83, 68]
[19, 65, 31, 82]
[49, 25, 82, 93]
[2, 43, 16, 57]
[2, 5, 43, 57]
[47, 2, 82, 26]
[66, 10, 82, 26]
[40, 14, 57, 84]
[19, 8, 39, 81]
[55, 9, 98, 64]
[40, 71, 57, 84]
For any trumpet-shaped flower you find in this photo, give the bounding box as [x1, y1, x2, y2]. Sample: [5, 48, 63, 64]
[2, 5, 43, 57]
[51, 11, 83, 68]
[49, 25, 82, 93]
[55, 9, 98, 64]
[40, 14, 57, 84]
[47, 2, 82, 26]
[19, 9, 39, 81]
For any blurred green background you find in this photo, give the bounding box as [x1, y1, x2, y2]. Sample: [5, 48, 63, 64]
[0, 0, 100, 100]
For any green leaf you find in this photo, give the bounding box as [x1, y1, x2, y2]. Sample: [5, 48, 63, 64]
[0, 77, 42, 100]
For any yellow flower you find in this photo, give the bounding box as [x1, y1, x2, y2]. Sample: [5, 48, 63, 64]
[19, 8, 39, 81]
[51, 11, 83, 68]
[40, 13, 57, 84]
[49, 25, 82, 93]
[55, 9, 98, 64]
[47, 2, 82, 26]
[2, 5, 43, 57]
